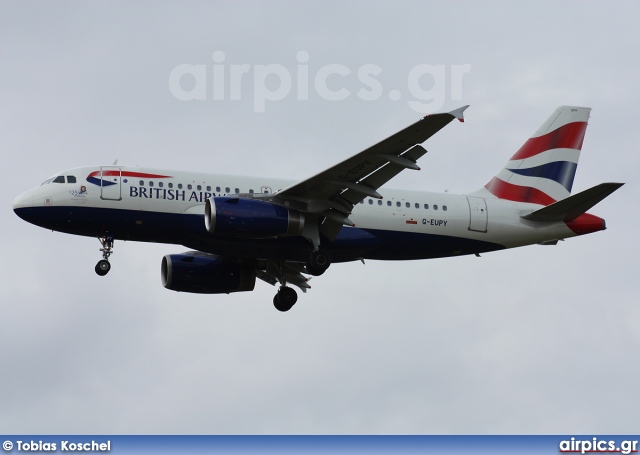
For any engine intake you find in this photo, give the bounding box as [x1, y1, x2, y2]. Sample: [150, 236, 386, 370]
[161, 253, 256, 294]
[204, 197, 304, 238]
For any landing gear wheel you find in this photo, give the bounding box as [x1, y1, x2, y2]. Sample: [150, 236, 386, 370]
[95, 259, 111, 276]
[96, 235, 115, 276]
[307, 250, 331, 276]
[273, 286, 298, 312]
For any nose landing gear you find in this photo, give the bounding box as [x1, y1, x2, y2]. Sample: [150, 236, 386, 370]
[95, 259, 111, 276]
[95, 235, 114, 276]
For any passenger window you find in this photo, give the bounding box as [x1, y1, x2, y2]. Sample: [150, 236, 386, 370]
[225, 187, 230, 193]
[368, 199, 373, 205]
[159, 182, 163, 188]
[378, 200, 382, 206]
[67, 176, 77, 183]
[235, 188, 239, 194]
[206, 186, 211, 191]
[178, 183, 183, 189]
[443, 205, 447, 211]
[149, 181, 154, 187]
[187, 184, 192, 190]
[406, 202, 410, 208]
[168, 183, 173, 189]
[396, 201, 401, 207]
[53, 176, 65, 183]
[360, 200, 364, 204]
[415, 203, 419, 209]
[139, 180, 144, 186]
[387, 201, 392, 206]
[424, 204, 429, 210]
[434, 204, 438, 210]
[216, 186, 221, 192]
[249, 189, 254, 194]
[197, 185, 202, 191]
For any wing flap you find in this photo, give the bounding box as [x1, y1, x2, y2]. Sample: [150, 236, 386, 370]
[340, 145, 428, 205]
[256, 261, 312, 292]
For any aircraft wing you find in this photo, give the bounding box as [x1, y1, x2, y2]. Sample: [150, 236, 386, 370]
[275, 106, 469, 239]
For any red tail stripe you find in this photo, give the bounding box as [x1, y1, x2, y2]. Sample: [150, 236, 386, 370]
[511, 122, 587, 161]
[484, 177, 556, 206]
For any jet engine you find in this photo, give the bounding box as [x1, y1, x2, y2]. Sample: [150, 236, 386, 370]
[204, 197, 304, 238]
[161, 253, 256, 294]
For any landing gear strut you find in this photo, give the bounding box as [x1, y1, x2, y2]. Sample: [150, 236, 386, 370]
[95, 235, 114, 276]
[273, 286, 298, 312]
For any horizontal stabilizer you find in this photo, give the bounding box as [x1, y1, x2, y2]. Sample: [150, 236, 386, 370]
[522, 182, 624, 222]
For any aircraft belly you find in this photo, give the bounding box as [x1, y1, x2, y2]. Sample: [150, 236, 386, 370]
[13, 206, 191, 244]
[359, 229, 505, 260]
[16, 204, 570, 263]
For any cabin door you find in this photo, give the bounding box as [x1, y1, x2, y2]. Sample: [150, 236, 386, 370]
[100, 167, 122, 201]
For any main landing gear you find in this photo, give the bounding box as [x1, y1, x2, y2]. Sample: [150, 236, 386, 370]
[273, 286, 298, 312]
[306, 250, 331, 276]
[95, 235, 114, 276]
[270, 250, 331, 312]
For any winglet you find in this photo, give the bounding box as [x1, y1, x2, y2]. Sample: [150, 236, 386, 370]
[449, 105, 469, 122]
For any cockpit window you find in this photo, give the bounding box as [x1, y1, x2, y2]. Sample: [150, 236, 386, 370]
[41, 175, 74, 185]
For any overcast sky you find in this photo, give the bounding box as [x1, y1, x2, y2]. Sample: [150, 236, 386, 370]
[1, 1, 639, 435]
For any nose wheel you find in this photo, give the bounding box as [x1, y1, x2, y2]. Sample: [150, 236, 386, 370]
[95, 259, 111, 276]
[95, 235, 114, 276]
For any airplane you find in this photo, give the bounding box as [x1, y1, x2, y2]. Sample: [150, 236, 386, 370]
[13, 105, 623, 312]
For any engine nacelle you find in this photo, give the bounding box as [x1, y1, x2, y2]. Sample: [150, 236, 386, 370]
[204, 197, 304, 238]
[161, 253, 256, 294]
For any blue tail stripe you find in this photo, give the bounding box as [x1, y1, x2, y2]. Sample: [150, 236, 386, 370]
[507, 161, 577, 192]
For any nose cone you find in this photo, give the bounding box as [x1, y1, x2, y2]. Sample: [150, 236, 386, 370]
[13, 189, 40, 224]
[13, 191, 33, 219]
[13, 191, 33, 211]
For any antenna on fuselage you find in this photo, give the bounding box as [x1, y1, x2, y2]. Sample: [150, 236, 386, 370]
[112, 159, 118, 165]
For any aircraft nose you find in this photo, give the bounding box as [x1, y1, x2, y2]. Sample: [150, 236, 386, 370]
[12, 190, 37, 223]
[13, 191, 34, 211]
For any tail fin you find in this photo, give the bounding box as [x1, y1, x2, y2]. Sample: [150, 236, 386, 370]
[479, 106, 591, 205]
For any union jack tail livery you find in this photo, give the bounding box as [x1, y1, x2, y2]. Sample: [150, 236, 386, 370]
[481, 106, 590, 206]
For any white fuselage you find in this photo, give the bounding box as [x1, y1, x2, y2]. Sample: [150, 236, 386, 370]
[13, 165, 583, 263]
